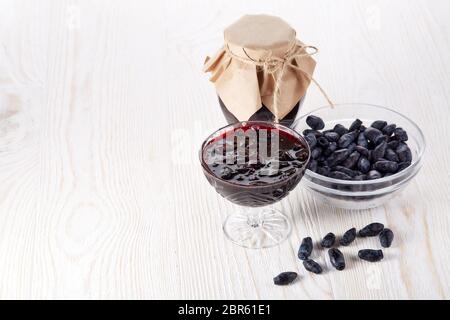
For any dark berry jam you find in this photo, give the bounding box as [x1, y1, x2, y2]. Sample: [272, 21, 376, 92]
[200, 122, 309, 207]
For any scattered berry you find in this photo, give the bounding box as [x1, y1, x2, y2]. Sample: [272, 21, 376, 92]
[303, 259, 323, 274]
[321, 233, 336, 248]
[340, 228, 357, 246]
[298, 237, 313, 260]
[359, 223, 384, 237]
[379, 229, 394, 248]
[273, 272, 298, 285]
[358, 249, 384, 262]
[328, 248, 345, 270]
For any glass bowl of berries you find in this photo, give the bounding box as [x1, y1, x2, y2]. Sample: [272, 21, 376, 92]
[293, 103, 426, 209]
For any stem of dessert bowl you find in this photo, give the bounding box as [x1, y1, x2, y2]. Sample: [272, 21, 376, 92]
[222, 205, 292, 249]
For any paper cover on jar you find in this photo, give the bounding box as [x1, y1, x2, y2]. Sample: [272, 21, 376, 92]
[203, 14, 318, 121]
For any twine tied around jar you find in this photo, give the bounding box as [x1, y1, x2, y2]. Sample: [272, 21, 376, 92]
[224, 40, 334, 121]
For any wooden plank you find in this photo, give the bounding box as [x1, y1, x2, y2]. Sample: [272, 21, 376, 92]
[0, 0, 448, 299]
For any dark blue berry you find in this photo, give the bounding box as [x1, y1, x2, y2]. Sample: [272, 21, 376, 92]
[374, 160, 399, 173]
[372, 141, 387, 162]
[357, 132, 368, 148]
[327, 149, 349, 167]
[306, 115, 325, 130]
[364, 127, 383, 144]
[342, 150, 360, 169]
[340, 228, 356, 246]
[349, 119, 362, 131]
[367, 170, 382, 180]
[317, 136, 329, 148]
[398, 161, 411, 172]
[321, 233, 336, 248]
[328, 248, 345, 271]
[327, 141, 338, 153]
[308, 160, 318, 172]
[324, 131, 340, 142]
[382, 123, 396, 136]
[338, 131, 358, 148]
[375, 135, 388, 145]
[384, 148, 399, 162]
[317, 166, 330, 176]
[311, 147, 322, 160]
[330, 171, 352, 180]
[322, 148, 332, 157]
[387, 140, 400, 149]
[379, 228, 394, 248]
[396, 143, 412, 162]
[333, 124, 348, 136]
[303, 259, 323, 274]
[358, 249, 384, 262]
[357, 157, 371, 173]
[298, 237, 313, 260]
[371, 120, 388, 130]
[394, 127, 408, 141]
[303, 129, 322, 137]
[334, 166, 358, 177]
[273, 272, 298, 285]
[355, 145, 370, 157]
[305, 133, 317, 148]
[359, 223, 384, 237]
[347, 142, 357, 153]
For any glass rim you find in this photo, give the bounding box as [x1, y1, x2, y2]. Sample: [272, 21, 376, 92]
[199, 120, 311, 189]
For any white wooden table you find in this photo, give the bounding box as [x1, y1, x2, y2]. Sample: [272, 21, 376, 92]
[0, 0, 448, 299]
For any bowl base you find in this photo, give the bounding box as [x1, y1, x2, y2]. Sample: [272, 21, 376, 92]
[307, 189, 399, 210]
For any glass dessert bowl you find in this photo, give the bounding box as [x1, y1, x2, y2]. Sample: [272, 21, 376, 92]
[200, 121, 310, 248]
[292, 103, 426, 209]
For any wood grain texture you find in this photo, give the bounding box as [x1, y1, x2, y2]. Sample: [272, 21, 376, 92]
[0, 0, 448, 299]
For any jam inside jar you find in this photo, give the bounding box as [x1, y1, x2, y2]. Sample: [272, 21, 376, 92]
[218, 95, 306, 128]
